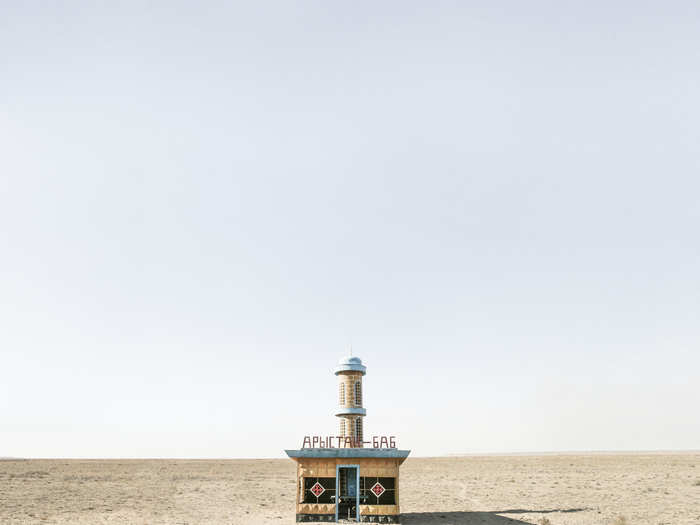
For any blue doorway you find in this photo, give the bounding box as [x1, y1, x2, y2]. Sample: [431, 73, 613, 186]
[336, 465, 360, 522]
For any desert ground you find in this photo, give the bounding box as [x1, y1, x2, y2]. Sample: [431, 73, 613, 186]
[1, 454, 699, 525]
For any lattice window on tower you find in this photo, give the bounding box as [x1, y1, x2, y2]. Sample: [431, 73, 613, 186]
[355, 381, 362, 406]
[340, 418, 346, 435]
[339, 383, 345, 405]
[355, 418, 363, 442]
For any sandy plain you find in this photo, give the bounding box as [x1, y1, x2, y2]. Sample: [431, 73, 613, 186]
[1, 454, 699, 525]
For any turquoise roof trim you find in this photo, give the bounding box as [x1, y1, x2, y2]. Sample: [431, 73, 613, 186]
[285, 448, 410, 461]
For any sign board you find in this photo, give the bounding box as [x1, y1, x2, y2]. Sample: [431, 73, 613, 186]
[302, 435, 397, 449]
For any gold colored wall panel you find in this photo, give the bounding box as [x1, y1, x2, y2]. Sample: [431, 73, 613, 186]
[296, 503, 334, 514]
[359, 505, 399, 516]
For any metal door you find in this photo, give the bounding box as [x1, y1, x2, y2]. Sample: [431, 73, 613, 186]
[335, 465, 360, 522]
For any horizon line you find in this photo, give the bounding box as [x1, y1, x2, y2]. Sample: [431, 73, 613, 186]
[3, 449, 699, 461]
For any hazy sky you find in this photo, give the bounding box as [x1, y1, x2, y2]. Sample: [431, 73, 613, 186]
[1, 2, 699, 458]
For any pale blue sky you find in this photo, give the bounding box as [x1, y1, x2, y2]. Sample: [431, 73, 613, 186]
[1, 1, 699, 458]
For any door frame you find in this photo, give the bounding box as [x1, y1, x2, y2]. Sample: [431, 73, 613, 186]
[335, 464, 360, 522]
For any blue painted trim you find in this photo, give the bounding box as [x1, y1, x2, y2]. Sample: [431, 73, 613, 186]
[335, 466, 338, 523]
[334, 407, 367, 417]
[285, 448, 411, 461]
[334, 364, 366, 375]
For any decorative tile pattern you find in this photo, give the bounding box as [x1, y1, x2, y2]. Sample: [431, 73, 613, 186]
[310, 482, 325, 497]
[370, 482, 385, 497]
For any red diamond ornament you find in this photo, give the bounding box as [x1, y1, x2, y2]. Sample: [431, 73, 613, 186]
[310, 482, 325, 497]
[370, 482, 385, 497]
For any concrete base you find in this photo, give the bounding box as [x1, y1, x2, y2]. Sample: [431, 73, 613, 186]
[296, 514, 334, 522]
[295, 515, 400, 524]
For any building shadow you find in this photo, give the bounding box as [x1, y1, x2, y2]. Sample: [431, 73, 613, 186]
[401, 508, 587, 524]
[493, 508, 587, 514]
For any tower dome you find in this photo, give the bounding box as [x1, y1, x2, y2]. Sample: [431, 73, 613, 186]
[334, 356, 367, 375]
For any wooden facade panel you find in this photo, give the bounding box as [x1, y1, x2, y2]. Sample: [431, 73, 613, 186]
[297, 458, 397, 474]
[297, 503, 334, 514]
[359, 504, 399, 516]
[293, 456, 404, 519]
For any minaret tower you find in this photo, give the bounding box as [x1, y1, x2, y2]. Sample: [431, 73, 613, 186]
[334, 356, 367, 447]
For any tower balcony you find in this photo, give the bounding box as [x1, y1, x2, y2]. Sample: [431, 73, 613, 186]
[334, 407, 367, 417]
